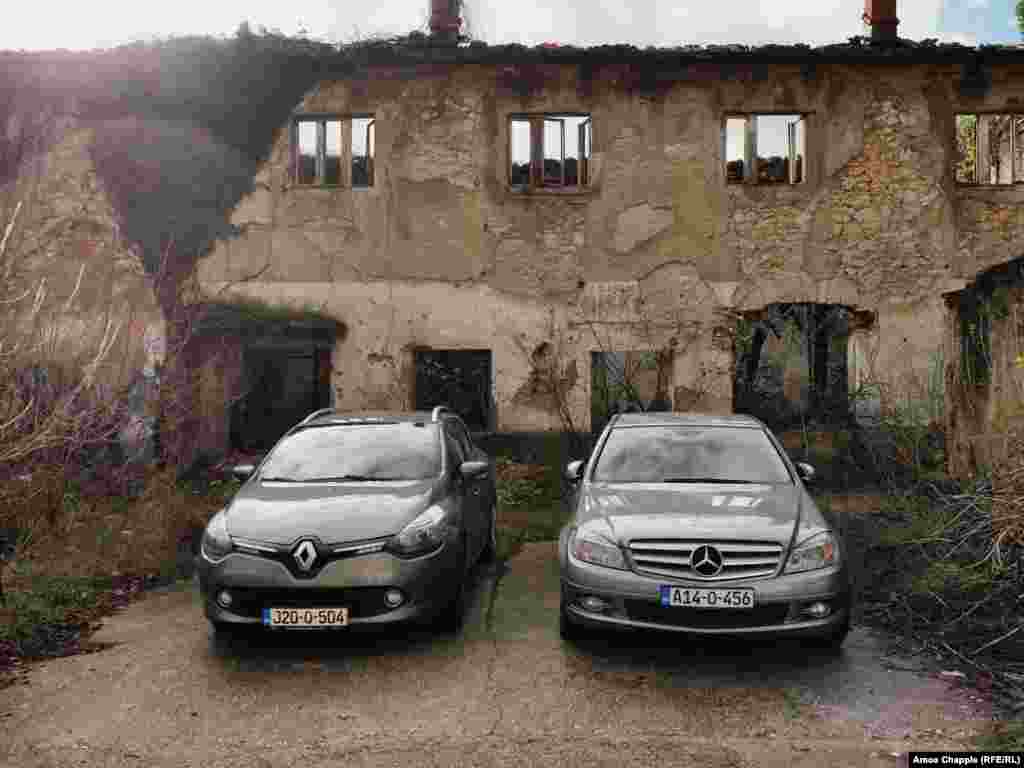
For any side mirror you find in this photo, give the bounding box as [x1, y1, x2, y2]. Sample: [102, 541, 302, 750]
[460, 460, 489, 478]
[231, 464, 256, 482]
[565, 460, 584, 483]
[795, 462, 816, 484]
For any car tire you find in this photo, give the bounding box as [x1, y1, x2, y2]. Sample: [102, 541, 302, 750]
[210, 622, 244, 651]
[559, 602, 584, 644]
[479, 501, 497, 563]
[804, 617, 851, 653]
[434, 537, 470, 634]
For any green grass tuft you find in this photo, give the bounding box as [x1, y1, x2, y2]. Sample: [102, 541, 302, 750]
[876, 494, 957, 546]
[912, 559, 1007, 595]
[0, 575, 112, 642]
[976, 721, 1024, 751]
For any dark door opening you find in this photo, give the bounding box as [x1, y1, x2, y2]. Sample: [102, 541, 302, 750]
[733, 303, 875, 430]
[414, 349, 493, 432]
[232, 346, 332, 452]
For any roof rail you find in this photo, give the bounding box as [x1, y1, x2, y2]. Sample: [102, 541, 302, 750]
[430, 405, 452, 423]
[300, 407, 337, 426]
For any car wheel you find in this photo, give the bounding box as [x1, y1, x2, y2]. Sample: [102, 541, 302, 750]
[804, 617, 851, 653]
[210, 622, 244, 651]
[479, 501, 497, 563]
[434, 537, 470, 634]
[559, 602, 584, 644]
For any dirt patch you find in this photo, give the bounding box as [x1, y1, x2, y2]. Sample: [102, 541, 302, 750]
[495, 460, 549, 484]
[825, 492, 886, 517]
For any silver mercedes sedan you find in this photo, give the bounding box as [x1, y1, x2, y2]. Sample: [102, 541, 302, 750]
[559, 412, 852, 650]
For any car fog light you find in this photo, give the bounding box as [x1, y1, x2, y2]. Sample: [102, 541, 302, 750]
[217, 590, 233, 608]
[579, 596, 608, 613]
[804, 601, 831, 619]
[384, 589, 404, 608]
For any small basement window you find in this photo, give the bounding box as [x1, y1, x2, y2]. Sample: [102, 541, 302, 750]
[509, 114, 592, 190]
[955, 113, 1024, 185]
[725, 114, 806, 185]
[293, 115, 376, 187]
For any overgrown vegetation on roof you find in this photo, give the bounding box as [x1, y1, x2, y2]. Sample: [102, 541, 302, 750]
[193, 296, 346, 340]
[1, 27, 1020, 299]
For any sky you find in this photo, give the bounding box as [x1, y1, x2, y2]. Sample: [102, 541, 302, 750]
[1, 0, 1021, 52]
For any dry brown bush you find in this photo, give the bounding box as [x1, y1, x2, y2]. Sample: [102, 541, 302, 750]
[0, 188, 148, 600]
[990, 426, 1024, 551]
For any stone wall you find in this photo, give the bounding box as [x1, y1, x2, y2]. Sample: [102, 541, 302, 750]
[155, 58, 1024, 459]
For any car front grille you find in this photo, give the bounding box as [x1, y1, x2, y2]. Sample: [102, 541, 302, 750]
[627, 539, 784, 581]
[624, 600, 791, 629]
[225, 587, 394, 619]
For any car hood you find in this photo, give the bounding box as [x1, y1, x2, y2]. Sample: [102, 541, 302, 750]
[224, 478, 439, 545]
[576, 483, 804, 546]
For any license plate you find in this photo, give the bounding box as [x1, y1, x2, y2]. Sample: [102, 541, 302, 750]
[263, 607, 349, 627]
[659, 586, 755, 609]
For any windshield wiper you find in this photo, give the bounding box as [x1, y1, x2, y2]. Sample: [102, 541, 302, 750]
[661, 477, 759, 484]
[259, 476, 299, 482]
[302, 475, 406, 482]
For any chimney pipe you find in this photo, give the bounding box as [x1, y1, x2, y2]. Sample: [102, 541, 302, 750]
[863, 0, 899, 42]
[429, 0, 462, 43]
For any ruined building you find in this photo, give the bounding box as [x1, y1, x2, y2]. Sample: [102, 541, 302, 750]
[5, 0, 1024, 475]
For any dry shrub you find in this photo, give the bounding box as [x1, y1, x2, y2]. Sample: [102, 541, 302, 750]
[5, 466, 221, 585]
[0, 194, 144, 598]
[495, 457, 548, 484]
[990, 426, 1024, 550]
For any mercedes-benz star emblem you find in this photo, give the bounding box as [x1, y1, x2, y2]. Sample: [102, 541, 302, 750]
[691, 545, 724, 577]
[292, 540, 318, 572]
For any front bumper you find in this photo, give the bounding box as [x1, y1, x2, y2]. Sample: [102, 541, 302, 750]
[560, 535, 851, 639]
[196, 537, 463, 628]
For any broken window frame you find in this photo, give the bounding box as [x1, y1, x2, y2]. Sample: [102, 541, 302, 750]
[508, 113, 592, 191]
[723, 113, 807, 186]
[954, 112, 1024, 186]
[292, 114, 376, 188]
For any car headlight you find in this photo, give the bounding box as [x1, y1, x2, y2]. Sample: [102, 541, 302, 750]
[784, 531, 839, 574]
[386, 505, 448, 558]
[201, 511, 233, 563]
[570, 528, 628, 570]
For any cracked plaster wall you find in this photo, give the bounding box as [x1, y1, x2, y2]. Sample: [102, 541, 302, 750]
[199, 61, 1024, 435]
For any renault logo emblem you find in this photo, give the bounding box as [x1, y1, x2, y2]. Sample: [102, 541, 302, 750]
[691, 545, 724, 577]
[292, 540, 318, 572]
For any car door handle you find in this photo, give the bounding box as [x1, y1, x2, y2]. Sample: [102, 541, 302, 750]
[471, 487, 481, 496]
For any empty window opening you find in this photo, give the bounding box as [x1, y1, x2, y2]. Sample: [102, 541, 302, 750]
[590, 350, 673, 434]
[414, 349, 494, 432]
[725, 114, 805, 185]
[509, 120, 531, 187]
[955, 114, 1024, 185]
[297, 121, 319, 185]
[352, 117, 375, 188]
[509, 114, 592, 190]
[293, 116, 375, 187]
[323, 120, 342, 186]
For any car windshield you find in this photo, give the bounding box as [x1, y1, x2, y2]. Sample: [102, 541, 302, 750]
[259, 424, 441, 482]
[592, 425, 792, 484]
